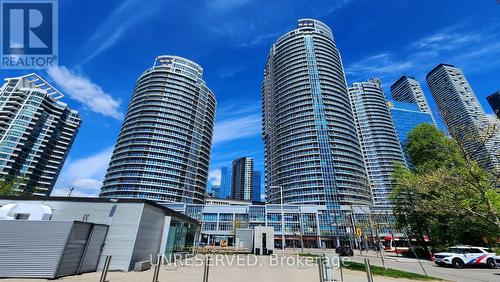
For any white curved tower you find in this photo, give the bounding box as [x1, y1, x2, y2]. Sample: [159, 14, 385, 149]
[349, 78, 406, 207]
[100, 56, 216, 204]
[262, 19, 371, 238]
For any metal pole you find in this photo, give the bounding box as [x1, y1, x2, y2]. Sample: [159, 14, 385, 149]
[402, 228, 428, 276]
[364, 258, 373, 282]
[350, 205, 361, 255]
[280, 186, 285, 251]
[317, 256, 325, 282]
[203, 255, 211, 282]
[100, 255, 112, 282]
[299, 213, 304, 253]
[386, 211, 398, 256]
[379, 241, 387, 270]
[339, 259, 344, 282]
[152, 254, 161, 282]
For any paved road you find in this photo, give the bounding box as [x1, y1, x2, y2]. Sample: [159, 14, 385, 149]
[349, 253, 500, 282]
[288, 248, 500, 282]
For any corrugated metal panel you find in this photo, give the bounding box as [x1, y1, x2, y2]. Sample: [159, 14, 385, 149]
[78, 224, 108, 273]
[0, 221, 72, 278]
[55, 222, 92, 277]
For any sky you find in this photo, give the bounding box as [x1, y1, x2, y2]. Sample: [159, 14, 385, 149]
[2, 0, 499, 197]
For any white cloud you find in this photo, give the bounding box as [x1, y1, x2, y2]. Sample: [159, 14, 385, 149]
[237, 32, 280, 48]
[213, 114, 261, 143]
[50, 187, 95, 197]
[52, 147, 114, 197]
[208, 169, 222, 186]
[346, 53, 413, 76]
[81, 0, 161, 64]
[346, 22, 500, 84]
[82, 23, 130, 65]
[47, 66, 123, 120]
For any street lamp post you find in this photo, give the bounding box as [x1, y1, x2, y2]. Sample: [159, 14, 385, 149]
[299, 213, 305, 253]
[279, 186, 285, 251]
[270, 185, 286, 252]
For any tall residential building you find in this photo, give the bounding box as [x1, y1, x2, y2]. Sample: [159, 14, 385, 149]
[219, 167, 232, 199]
[231, 157, 253, 201]
[252, 170, 261, 202]
[426, 64, 500, 172]
[349, 78, 406, 207]
[209, 184, 220, 198]
[0, 73, 80, 195]
[262, 19, 371, 239]
[391, 76, 433, 113]
[100, 56, 216, 204]
[487, 91, 500, 119]
[388, 101, 436, 147]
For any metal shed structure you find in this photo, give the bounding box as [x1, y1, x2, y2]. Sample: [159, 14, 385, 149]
[0, 220, 108, 279]
[0, 196, 200, 272]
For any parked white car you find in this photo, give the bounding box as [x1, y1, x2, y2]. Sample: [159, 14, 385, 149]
[494, 255, 500, 268]
[433, 246, 496, 269]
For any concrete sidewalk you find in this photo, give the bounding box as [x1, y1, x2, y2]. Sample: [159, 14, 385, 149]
[2, 254, 440, 282]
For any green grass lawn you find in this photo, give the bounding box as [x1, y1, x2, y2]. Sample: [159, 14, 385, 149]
[343, 261, 442, 281]
[298, 253, 321, 257]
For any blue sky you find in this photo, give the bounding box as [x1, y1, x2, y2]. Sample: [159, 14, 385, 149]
[2, 0, 499, 197]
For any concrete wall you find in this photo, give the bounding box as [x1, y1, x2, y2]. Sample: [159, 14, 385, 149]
[254, 226, 274, 254]
[129, 204, 166, 270]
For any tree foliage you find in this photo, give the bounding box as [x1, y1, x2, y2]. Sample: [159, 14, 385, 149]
[0, 177, 27, 196]
[0, 177, 32, 196]
[391, 123, 500, 248]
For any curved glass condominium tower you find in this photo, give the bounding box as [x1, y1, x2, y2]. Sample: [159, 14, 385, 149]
[100, 56, 216, 204]
[262, 19, 371, 236]
[349, 78, 406, 207]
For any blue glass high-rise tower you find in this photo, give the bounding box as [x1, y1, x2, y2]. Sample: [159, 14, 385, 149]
[387, 101, 435, 147]
[252, 171, 261, 202]
[219, 167, 232, 199]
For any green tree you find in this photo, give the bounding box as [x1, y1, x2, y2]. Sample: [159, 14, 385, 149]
[405, 123, 463, 172]
[0, 177, 24, 196]
[391, 123, 500, 248]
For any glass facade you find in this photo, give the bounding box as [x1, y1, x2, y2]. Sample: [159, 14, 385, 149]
[100, 56, 216, 204]
[427, 64, 500, 173]
[390, 76, 434, 119]
[262, 19, 371, 239]
[0, 73, 80, 195]
[164, 218, 199, 258]
[486, 91, 500, 120]
[231, 157, 253, 201]
[219, 167, 231, 199]
[167, 202, 395, 249]
[388, 100, 435, 147]
[252, 170, 261, 202]
[349, 79, 406, 207]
